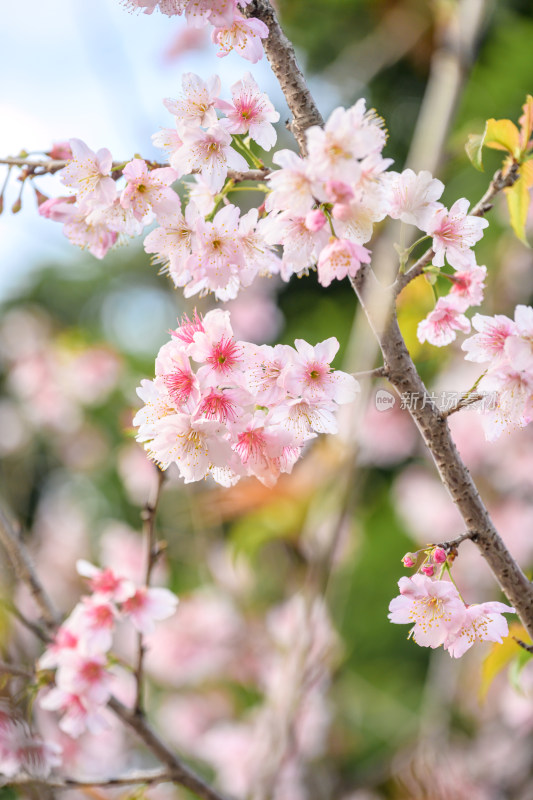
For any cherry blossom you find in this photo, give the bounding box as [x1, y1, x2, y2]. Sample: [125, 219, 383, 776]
[425, 198, 489, 270]
[281, 338, 359, 404]
[265, 150, 316, 215]
[60, 138, 116, 208]
[170, 122, 248, 191]
[317, 237, 371, 287]
[76, 559, 134, 602]
[462, 312, 516, 363]
[120, 159, 180, 221]
[449, 264, 487, 308]
[212, 11, 269, 63]
[388, 575, 467, 648]
[385, 168, 444, 229]
[417, 295, 471, 347]
[217, 72, 280, 150]
[164, 72, 221, 127]
[444, 601, 515, 658]
[122, 586, 179, 635]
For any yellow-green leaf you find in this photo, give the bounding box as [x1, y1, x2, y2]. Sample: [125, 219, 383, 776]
[465, 132, 486, 172]
[505, 174, 531, 246]
[484, 118, 521, 158]
[480, 622, 526, 700]
[521, 158, 533, 188]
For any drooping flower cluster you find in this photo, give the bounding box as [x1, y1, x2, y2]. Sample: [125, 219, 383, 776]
[122, 0, 268, 63]
[389, 573, 514, 658]
[133, 308, 358, 487]
[37, 560, 178, 738]
[0, 701, 62, 779]
[461, 304, 533, 440]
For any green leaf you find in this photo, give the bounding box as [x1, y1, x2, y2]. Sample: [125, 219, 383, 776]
[465, 132, 486, 172]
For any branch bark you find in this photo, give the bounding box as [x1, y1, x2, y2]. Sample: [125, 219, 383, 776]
[244, 0, 323, 153]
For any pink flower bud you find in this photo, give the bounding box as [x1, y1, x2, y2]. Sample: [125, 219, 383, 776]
[402, 553, 415, 568]
[433, 547, 447, 563]
[421, 564, 434, 577]
[305, 208, 327, 232]
[325, 180, 354, 205]
[47, 141, 73, 160]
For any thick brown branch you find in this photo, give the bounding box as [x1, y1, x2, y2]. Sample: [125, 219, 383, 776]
[0, 157, 269, 183]
[351, 270, 533, 637]
[244, 0, 323, 153]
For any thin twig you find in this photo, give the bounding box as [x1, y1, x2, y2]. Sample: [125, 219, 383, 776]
[442, 392, 483, 418]
[134, 468, 166, 714]
[350, 365, 389, 379]
[434, 531, 478, 551]
[0, 505, 60, 630]
[0, 597, 52, 643]
[0, 156, 269, 183]
[0, 661, 34, 680]
[2, 769, 170, 790]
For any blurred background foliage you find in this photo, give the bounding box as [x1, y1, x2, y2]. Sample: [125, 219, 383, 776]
[2, 0, 533, 798]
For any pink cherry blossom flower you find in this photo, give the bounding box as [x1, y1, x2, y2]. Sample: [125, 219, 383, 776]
[417, 296, 471, 347]
[211, 11, 268, 63]
[146, 412, 234, 480]
[151, 126, 183, 159]
[240, 342, 294, 405]
[317, 237, 371, 287]
[66, 595, 117, 653]
[388, 575, 466, 648]
[477, 363, 533, 439]
[505, 304, 533, 371]
[76, 559, 134, 602]
[47, 141, 72, 160]
[385, 168, 444, 229]
[62, 203, 117, 259]
[171, 122, 248, 191]
[164, 72, 221, 127]
[122, 586, 178, 635]
[60, 138, 116, 208]
[39, 689, 109, 739]
[425, 198, 489, 269]
[155, 341, 200, 410]
[38, 196, 76, 222]
[444, 601, 515, 658]
[38, 625, 79, 670]
[120, 158, 180, 221]
[186, 203, 245, 298]
[281, 338, 359, 404]
[56, 652, 114, 706]
[172, 310, 206, 345]
[306, 107, 362, 183]
[262, 210, 329, 279]
[188, 308, 243, 383]
[266, 149, 316, 215]
[217, 72, 279, 150]
[270, 397, 337, 441]
[449, 264, 486, 308]
[462, 312, 516, 362]
[233, 413, 297, 487]
[143, 203, 199, 282]
[185, 0, 238, 28]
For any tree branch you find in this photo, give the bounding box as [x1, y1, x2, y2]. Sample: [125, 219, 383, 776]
[351, 269, 533, 639]
[0, 505, 60, 630]
[134, 468, 165, 714]
[0, 157, 269, 183]
[2, 769, 171, 791]
[244, 0, 323, 154]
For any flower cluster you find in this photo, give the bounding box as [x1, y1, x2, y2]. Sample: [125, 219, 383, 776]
[133, 308, 358, 487]
[462, 304, 533, 440]
[122, 0, 268, 62]
[37, 560, 178, 738]
[0, 701, 62, 779]
[389, 573, 514, 658]
[263, 101, 391, 285]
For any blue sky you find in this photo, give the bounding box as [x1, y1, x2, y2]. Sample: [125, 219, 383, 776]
[1, 0, 337, 300]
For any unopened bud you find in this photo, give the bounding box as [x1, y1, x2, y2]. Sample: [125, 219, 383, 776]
[402, 553, 415, 568]
[11, 198, 22, 214]
[33, 189, 49, 207]
[433, 547, 447, 564]
[305, 208, 327, 232]
[0, 196, 3, 215]
[421, 564, 434, 577]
